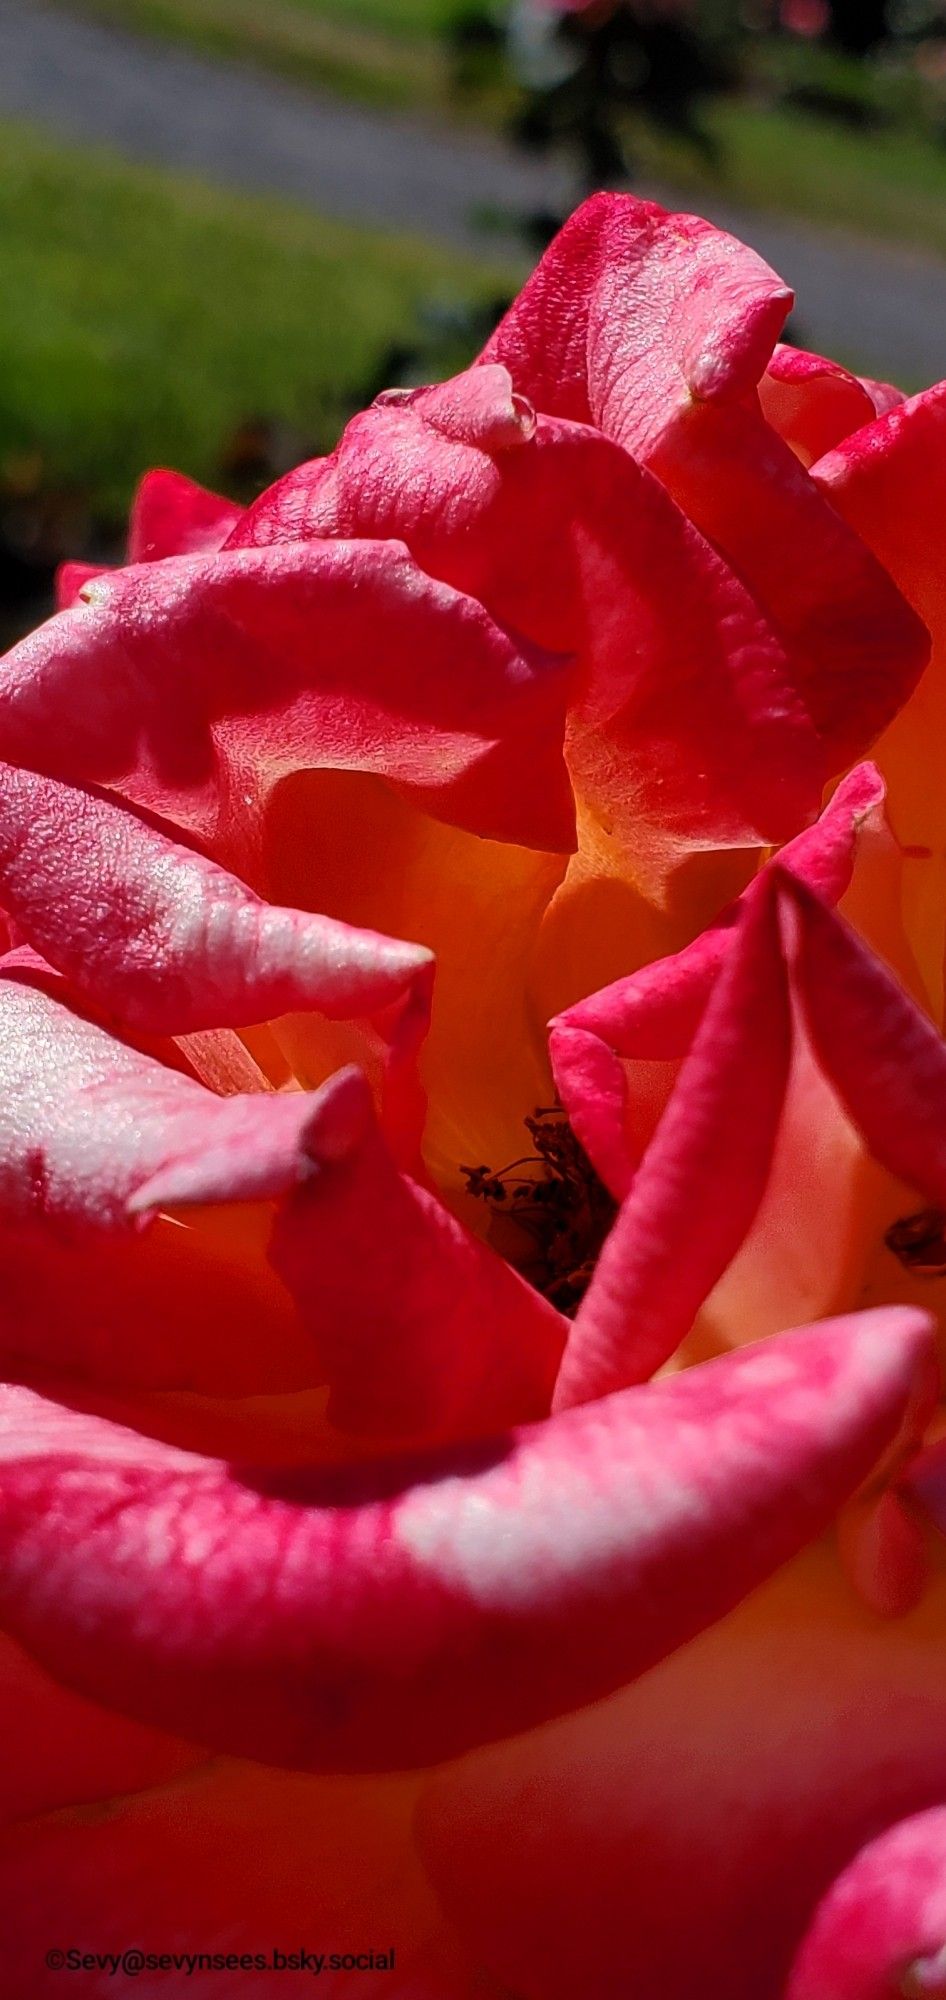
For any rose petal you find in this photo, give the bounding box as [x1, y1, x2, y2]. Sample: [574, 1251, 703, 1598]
[786, 873, 946, 1206]
[0, 1309, 932, 1769]
[0, 760, 434, 1149]
[837, 1488, 931, 1623]
[481, 196, 929, 772]
[550, 764, 885, 1195]
[128, 468, 244, 563]
[54, 562, 105, 611]
[759, 345, 882, 467]
[418, 1543, 946, 2000]
[787, 1807, 946, 2000]
[236, 374, 822, 891]
[0, 540, 575, 866]
[552, 877, 791, 1404]
[53, 477, 244, 619]
[859, 376, 906, 418]
[0, 965, 366, 1392]
[480, 193, 793, 452]
[813, 382, 946, 1012]
[0, 957, 561, 1435]
[268, 1086, 566, 1441]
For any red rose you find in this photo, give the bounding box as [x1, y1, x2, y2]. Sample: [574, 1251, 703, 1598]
[0, 194, 943, 1999]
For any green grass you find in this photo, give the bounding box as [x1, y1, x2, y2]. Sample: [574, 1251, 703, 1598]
[300, 0, 461, 35]
[0, 121, 510, 530]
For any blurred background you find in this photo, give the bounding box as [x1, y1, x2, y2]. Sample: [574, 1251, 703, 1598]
[2, 0, 946, 638]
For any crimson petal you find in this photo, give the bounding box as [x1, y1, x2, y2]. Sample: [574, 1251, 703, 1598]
[0, 1309, 931, 1770]
[0, 541, 575, 867]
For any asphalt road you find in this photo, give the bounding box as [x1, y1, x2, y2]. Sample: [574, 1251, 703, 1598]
[1, 0, 945, 385]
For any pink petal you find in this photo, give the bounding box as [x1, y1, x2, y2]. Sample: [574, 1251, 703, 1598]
[270, 1095, 566, 1439]
[551, 764, 884, 1194]
[481, 196, 929, 771]
[53, 477, 243, 616]
[0, 760, 433, 1146]
[0, 971, 372, 1230]
[128, 468, 244, 562]
[54, 562, 105, 611]
[480, 193, 793, 453]
[0, 540, 575, 865]
[646, 399, 928, 773]
[759, 344, 884, 467]
[553, 878, 791, 1405]
[692, 1016, 879, 1359]
[0, 1309, 931, 1770]
[786, 872, 946, 1204]
[236, 372, 822, 871]
[0, 774, 433, 1050]
[812, 382, 946, 625]
[837, 1488, 931, 1622]
[787, 1808, 946, 2000]
[859, 375, 906, 416]
[0, 964, 357, 1391]
[812, 382, 946, 1010]
[0, 966, 560, 1435]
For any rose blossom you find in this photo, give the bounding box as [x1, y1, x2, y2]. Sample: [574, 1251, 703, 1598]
[0, 192, 944, 1997]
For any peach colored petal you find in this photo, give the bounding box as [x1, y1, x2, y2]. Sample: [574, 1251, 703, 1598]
[418, 1546, 946, 2000]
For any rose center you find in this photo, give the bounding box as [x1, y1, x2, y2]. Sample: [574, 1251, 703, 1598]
[461, 1108, 617, 1316]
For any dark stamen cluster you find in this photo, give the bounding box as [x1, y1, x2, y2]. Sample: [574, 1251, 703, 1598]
[885, 1206, 946, 1278]
[462, 1107, 617, 1316]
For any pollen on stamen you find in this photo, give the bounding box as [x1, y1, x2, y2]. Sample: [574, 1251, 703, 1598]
[461, 1106, 617, 1317]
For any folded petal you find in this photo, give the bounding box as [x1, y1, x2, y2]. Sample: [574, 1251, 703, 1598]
[53, 478, 244, 620]
[418, 1542, 946, 2000]
[0, 965, 363, 1392]
[0, 972, 374, 1231]
[687, 842, 932, 1361]
[551, 764, 884, 1194]
[787, 1808, 946, 2000]
[0, 761, 433, 1148]
[553, 878, 791, 1404]
[646, 399, 928, 776]
[0, 540, 574, 866]
[813, 382, 946, 1012]
[0, 1310, 932, 1770]
[859, 376, 905, 417]
[265, 767, 566, 1197]
[268, 1086, 566, 1441]
[480, 192, 793, 454]
[759, 345, 885, 467]
[0, 957, 562, 1435]
[128, 468, 244, 562]
[786, 873, 946, 1206]
[482, 196, 929, 773]
[237, 371, 822, 883]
